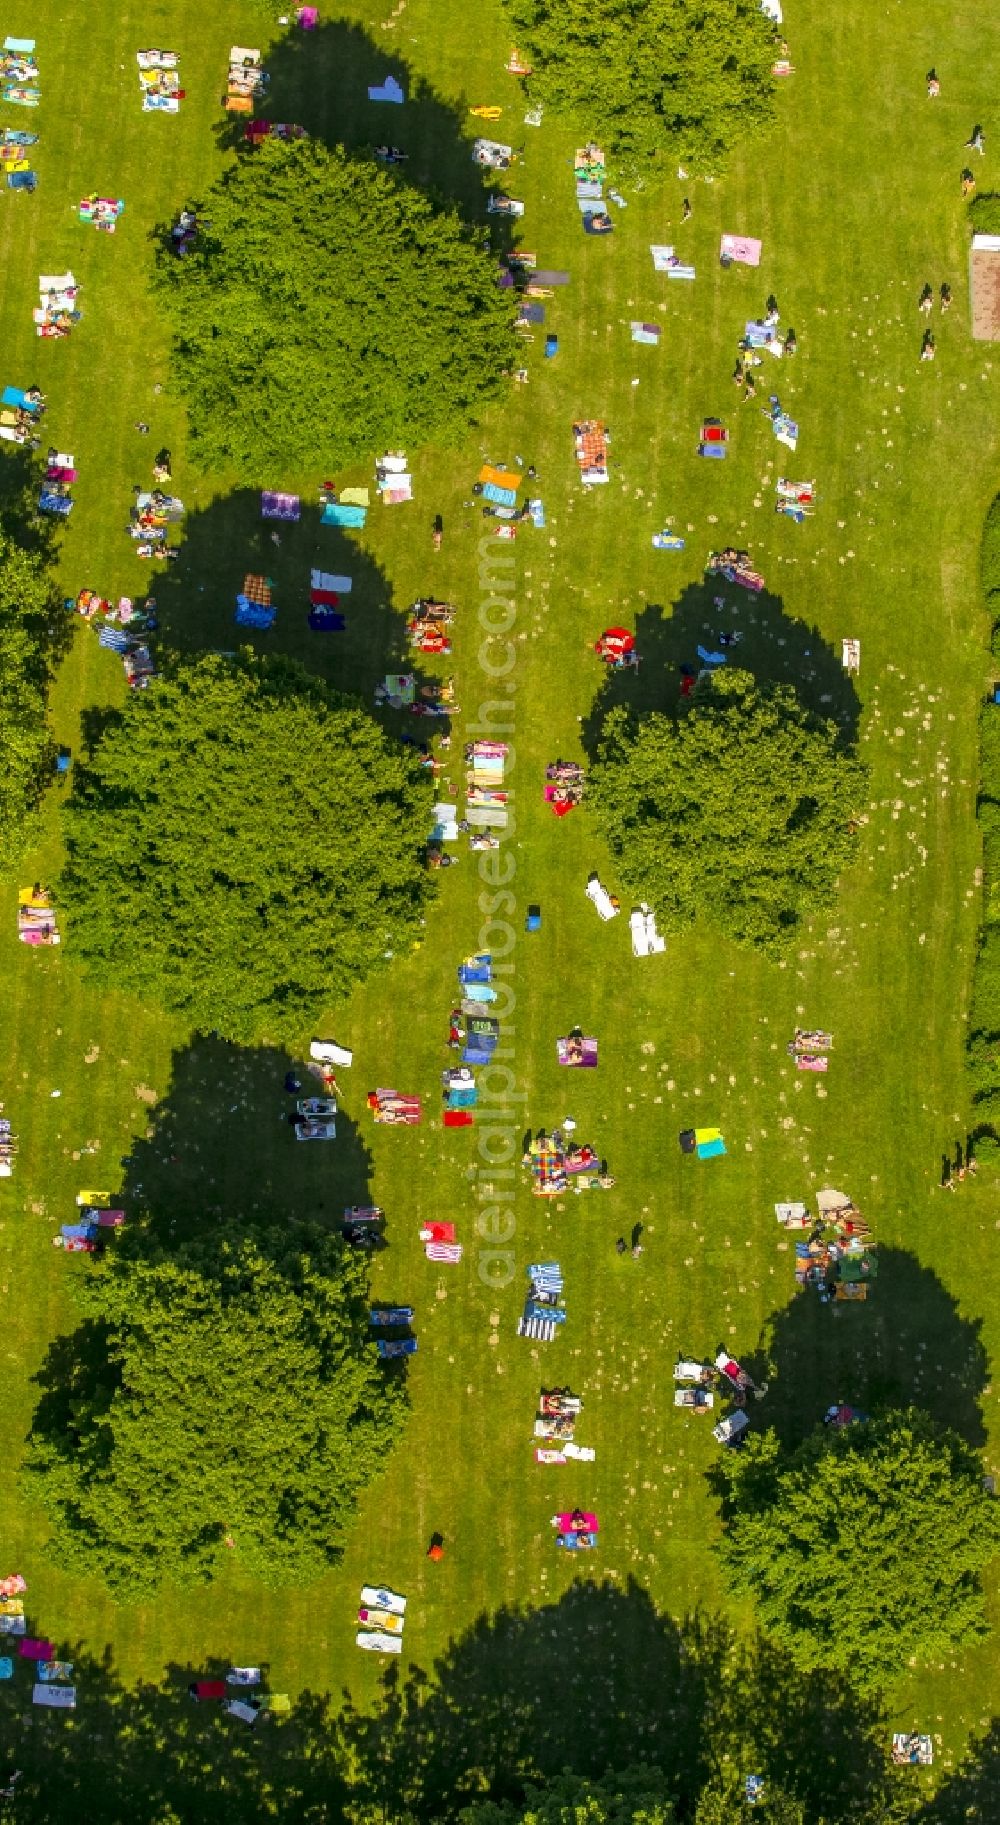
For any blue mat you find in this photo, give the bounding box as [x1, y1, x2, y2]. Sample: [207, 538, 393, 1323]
[321, 502, 367, 528]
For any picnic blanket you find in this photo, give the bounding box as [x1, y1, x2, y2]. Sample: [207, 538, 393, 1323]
[720, 234, 762, 266]
[368, 75, 404, 103]
[261, 490, 300, 520]
[631, 321, 660, 344]
[556, 1035, 598, 1067]
[321, 502, 366, 527]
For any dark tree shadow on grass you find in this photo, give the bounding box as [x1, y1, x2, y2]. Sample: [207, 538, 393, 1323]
[0, 1642, 349, 1825]
[915, 1719, 1000, 1822]
[581, 576, 861, 765]
[136, 488, 449, 737]
[340, 1579, 893, 1824]
[742, 1245, 989, 1451]
[114, 1034, 377, 1250]
[215, 17, 511, 238]
[0, 1588, 900, 1824]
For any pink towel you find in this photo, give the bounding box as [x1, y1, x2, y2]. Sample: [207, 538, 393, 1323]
[425, 1242, 463, 1263]
[20, 1638, 54, 1659]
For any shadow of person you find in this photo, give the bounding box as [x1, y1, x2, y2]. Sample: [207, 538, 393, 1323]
[742, 1243, 989, 1450]
[215, 16, 511, 241]
[115, 1033, 377, 1253]
[581, 575, 861, 766]
[337, 1580, 892, 1823]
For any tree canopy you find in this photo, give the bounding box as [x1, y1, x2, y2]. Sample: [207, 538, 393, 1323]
[504, 0, 777, 168]
[59, 653, 432, 1041]
[154, 139, 515, 479]
[0, 522, 57, 872]
[715, 1412, 1000, 1690]
[26, 1225, 405, 1596]
[589, 669, 865, 951]
[461, 1771, 676, 1825]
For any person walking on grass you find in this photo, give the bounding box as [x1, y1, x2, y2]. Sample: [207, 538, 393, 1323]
[962, 168, 976, 197]
[967, 124, 985, 156]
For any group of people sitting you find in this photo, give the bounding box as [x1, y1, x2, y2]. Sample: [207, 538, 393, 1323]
[0, 384, 44, 447]
[706, 549, 765, 593]
[408, 598, 453, 655]
[545, 759, 585, 814]
[523, 1128, 615, 1194]
[0, 1113, 16, 1179]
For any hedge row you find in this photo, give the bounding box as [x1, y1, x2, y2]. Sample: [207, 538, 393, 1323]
[969, 193, 1000, 237]
[968, 494, 1000, 1150]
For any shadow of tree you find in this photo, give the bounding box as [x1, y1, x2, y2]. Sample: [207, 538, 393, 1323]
[138, 488, 447, 737]
[581, 576, 861, 766]
[0, 1586, 902, 1825]
[215, 16, 511, 238]
[742, 1245, 989, 1451]
[0, 444, 60, 563]
[915, 1718, 1000, 1822]
[115, 1033, 377, 1250]
[339, 1579, 893, 1823]
[0, 1641, 348, 1824]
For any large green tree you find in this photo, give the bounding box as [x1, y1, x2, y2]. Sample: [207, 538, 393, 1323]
[0, 523, 57, 871]
[505, 0, 776, 167]
[589, 669, 865, 950]
[155, 139, 515, 478]
[26, 1226, 405, 1595]
[715, 1413, 1000, 1691]
[461, 1771, 676, 1825]
[59, 653, 432, 1040]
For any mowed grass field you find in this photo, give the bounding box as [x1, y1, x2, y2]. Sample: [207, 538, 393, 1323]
[2, 0, 1000, 1801]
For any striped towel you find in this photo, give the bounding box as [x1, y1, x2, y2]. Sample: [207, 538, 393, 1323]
[98, 626, 129, 651]
[425, 1242, 463, 1264]
[518, 1315, 557, 1342]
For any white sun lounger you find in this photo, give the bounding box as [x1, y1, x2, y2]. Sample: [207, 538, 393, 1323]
[309, 1039, 353, 1067]
[360, 1585, 406, 1614]
[630, 909, 650, 957]
[713, 1409, 749, 1445]
[586, 874, 619, 920]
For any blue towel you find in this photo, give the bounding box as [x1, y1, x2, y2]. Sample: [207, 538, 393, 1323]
[308, 609, 345, 631]
[321, 502, 367, 528]
[481, 483, 517, 507]
[98, 627, 130, 652]
[697, 444, 726, 460]
[458, 962, 491, 984]
[235, 599, 275, 629]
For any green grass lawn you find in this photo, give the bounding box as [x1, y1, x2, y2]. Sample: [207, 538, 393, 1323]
[2, 0, 1000, 1811]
